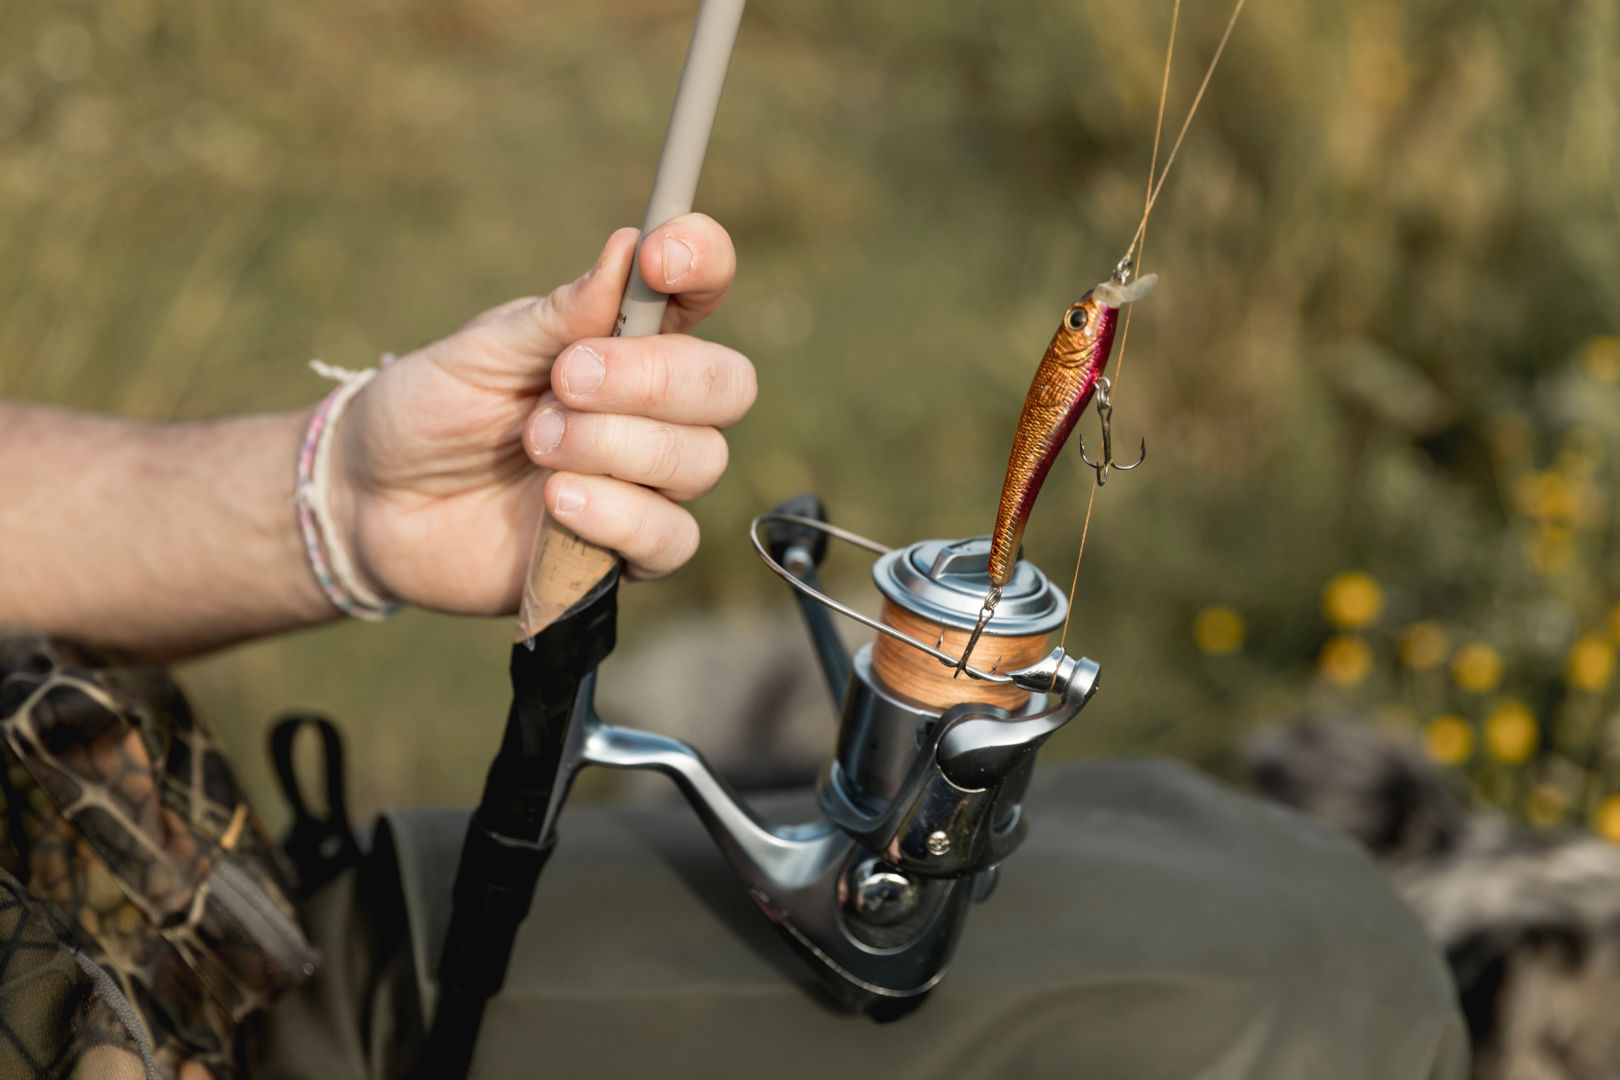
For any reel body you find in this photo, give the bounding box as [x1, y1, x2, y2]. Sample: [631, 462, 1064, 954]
[559, 500, 1100, 1016]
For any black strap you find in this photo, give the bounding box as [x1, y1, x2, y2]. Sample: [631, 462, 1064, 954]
[269, 713, 363, 897]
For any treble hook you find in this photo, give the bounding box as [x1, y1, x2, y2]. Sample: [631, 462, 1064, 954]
[1077, 376, 1146, 487]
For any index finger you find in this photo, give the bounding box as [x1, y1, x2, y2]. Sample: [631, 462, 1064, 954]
[552, 335, 757, 428]
[636, 213, 737, 334]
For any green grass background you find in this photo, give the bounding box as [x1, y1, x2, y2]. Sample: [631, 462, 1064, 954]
[2, 0, 1616, 828]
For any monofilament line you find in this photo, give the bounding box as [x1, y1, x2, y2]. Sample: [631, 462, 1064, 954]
[1054, 481, 1100, 677]
[1124, 0, 1250, 264]
[1113, 0, 1181, 399]
[1058, 0, 1248, 663]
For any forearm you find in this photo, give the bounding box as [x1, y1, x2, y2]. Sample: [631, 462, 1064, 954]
[0, 402, 336, 659]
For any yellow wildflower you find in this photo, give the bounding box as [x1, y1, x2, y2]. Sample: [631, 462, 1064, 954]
[1423, 715, 1473, 765]
[1484, 699, 1538, 764]
[1610, 602, 1620, 644]
[1399, 622, 1449, 671]
[1323, 572, 1384, 630]
[1516, 476, 1581, 531]
[1193, 606, 1246, 656]
[1318, 635, 1373, 687]
[1541, 480, 1578, 525]
[1582, 335, 1620, 382]
[1598, 795, 1620, 843]
[1527, 782, 1568, 827]
[1567, 635, 1616, 692]
[1452, 643, 1503, 694]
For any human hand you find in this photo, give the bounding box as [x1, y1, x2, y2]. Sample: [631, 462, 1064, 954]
[331, 215, 755, 615]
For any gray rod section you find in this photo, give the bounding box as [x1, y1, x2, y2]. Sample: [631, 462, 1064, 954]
[615, 0, 747, 339]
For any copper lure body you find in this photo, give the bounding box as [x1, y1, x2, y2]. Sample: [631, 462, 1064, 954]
[986, 292, 1122, 587]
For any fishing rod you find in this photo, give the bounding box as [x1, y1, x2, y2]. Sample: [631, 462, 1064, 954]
[421, 3, 746, 1075]
[421, 0, 1249, 1067]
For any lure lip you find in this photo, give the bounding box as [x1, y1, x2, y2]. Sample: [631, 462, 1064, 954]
[1092, 272, 1158, 309]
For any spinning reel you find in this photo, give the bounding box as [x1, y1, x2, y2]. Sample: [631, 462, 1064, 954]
[426, 495, 1102, 1080]
[560, 498, 1098, 1018]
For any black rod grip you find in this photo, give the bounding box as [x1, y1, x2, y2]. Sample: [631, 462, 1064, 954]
[419, 579, 617, 1079]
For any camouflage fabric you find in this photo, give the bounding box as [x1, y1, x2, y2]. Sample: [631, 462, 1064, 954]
[0, 632, 317, 1079]
[0, 866, 154, 1079]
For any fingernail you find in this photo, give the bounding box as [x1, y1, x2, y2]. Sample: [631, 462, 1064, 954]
[554, 480, 586, 514]
[663, 235, 694, 287]
[529, 409, 565, 455]
[562, 346, 605, 395]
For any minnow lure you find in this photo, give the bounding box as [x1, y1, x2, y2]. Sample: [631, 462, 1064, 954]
[987, 271, 1158, 588]
[953, 268, 1157, 676]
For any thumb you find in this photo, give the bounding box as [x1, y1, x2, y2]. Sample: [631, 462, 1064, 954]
[459, 227, 641, 370]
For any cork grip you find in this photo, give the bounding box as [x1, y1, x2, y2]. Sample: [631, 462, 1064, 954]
[514, 517, 618, 642]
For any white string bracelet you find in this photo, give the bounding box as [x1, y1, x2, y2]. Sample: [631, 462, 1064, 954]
[295, 357, 401, 621]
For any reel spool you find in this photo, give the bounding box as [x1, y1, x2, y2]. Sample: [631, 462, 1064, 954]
[752, 513, 1085, 818]
[750, 514, 1076, 712]
[870, 538, 1067, 711]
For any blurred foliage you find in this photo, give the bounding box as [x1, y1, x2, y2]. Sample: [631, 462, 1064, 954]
[1228, 339, 1620, 838]
[1, 0, 1616, 826]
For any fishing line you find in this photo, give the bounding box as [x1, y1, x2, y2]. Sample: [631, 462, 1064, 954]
[1142, 0, 1182, 240]
[1124, 0, 1251, 267]
[1057, 0, 1244, 662]
[1055, 481, 1099, 666]
[1111, 0, 1181, 400]
[1117, 0, 1247, 392]
[1054, 2, 1176, 663]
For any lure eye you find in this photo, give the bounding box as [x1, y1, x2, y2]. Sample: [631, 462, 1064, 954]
[1067, 308, 1088, 331]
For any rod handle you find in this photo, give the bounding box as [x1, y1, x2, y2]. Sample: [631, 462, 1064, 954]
[517, 0, 747, 641]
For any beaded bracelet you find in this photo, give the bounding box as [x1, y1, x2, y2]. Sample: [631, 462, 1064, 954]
[294, 357, 401, 621]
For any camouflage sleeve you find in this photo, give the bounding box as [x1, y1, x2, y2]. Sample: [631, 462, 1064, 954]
[0, 866, 157, 1080]
[0, 632, 317, 1080]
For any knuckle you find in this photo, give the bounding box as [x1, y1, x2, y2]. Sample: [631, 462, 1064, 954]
[639, 347, 673, 411]
[643, 423, 683, 486]
[709, 349, 756, 424]
[680, 429, 728, 498]
[595, 412, 631, 466]
[654, 428, 726, 501]
[629, 507, 700, 580]
[628, 502, 670, 564]
[522, 293, 561, 339]
[655, 510, 699, 572]
[464, 295, 539, 332]
[702, 357, 727, 399]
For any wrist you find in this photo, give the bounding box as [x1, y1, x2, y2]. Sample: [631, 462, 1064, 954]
[295, 366, 400, 619]
[325, 404, 397, 608]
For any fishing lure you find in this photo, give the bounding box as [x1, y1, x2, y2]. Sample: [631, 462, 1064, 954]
[988, 269, 1157, 587]
[953, 265, 1157, 676]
